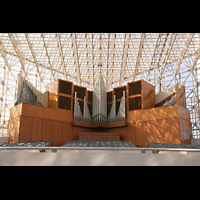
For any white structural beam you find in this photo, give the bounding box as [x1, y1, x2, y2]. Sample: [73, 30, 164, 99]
[120, 33, 131, 85]
[133, 33, 145, 81]
[25, 33, 42, 85]
[70, 33, 81, 85]
[172, 33, 194, 84]
[158, 33, 177, 90]
[40, 33, 55, 80]
[8, 33, 26, 77]
[175, 33, 194, 79]
[56, 33, 67, 80]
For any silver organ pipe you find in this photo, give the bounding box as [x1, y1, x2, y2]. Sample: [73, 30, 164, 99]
[74, 73, 125, 123]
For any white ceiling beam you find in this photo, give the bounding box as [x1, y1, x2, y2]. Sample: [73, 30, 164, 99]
[71, 33, 81, 85]
[120, 33, 131, 85]
[133, 33, 145, 81]
[40, 33, 55, 80]
[25, 33, 42, 84]
[56, 33, 67, 80]
[8, 33, 26, 77]
[167, 33, 194, 86]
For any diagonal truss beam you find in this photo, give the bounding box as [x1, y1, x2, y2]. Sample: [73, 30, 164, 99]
[120, 33, 131, 85]
[71, 33, 81, 85]
[25, 33, 42, 85]
[133, 33, 145, 81]
[40, 33, 55, 80]
[8, 33, 26, 77]
[167, 33, 194, 86]
[56, 33, 67, 80]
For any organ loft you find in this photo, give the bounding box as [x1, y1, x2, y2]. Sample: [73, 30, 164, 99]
[8, 64, 192, 147]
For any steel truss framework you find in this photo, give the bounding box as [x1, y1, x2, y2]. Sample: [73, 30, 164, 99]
[0, 33, 200, 138]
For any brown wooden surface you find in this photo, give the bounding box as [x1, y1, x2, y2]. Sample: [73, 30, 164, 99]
[127, 104, 190, 123]
[21, 103, 72, 123]
[72, 119, 127, 129]
[79, 132, 120, 140]
[175, 83, 186, 107]
[143, 90, 155, 109]
[7, 103, 22, 142]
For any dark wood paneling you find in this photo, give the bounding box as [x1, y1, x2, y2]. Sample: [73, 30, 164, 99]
[129, 96, 142, 111]
[78, 100, 84, 114]
[107, 91, 113, 102]
[116, 101, 120, 115]
[114, 86, 126, 100]
[58, 96, 71, 110]
[107, 104, 112, 116]
[129, 81, 141, 96]
[59, 80, 72, 95]
[74, 86, 86, 99]
[88, 91, 93, 102]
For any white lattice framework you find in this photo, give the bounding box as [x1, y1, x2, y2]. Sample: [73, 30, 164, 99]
[0, 33, 200, 138]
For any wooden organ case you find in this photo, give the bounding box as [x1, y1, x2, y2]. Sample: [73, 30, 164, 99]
[8, 78, 192, 147]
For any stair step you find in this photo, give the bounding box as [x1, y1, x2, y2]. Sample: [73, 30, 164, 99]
[79, 132, 120, 141]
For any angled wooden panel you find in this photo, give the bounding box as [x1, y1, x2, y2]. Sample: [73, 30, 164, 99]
[31, 118, 43, 142]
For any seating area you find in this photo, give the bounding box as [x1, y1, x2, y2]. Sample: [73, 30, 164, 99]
[146, 142, 200, 149]
[62, 140, 137, 147]
[0, 141, 53, 148]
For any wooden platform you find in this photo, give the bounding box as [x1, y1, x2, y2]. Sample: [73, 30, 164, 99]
[8, 102, 192, 147]
[79, 132, 120, 140]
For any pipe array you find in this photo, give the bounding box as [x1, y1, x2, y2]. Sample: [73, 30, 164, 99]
[74, 73, 125, 123]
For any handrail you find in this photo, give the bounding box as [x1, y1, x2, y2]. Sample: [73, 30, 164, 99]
[0, 146, 200, 152]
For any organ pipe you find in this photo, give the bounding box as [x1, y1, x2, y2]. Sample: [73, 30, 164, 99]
[74, 73, 125, 123]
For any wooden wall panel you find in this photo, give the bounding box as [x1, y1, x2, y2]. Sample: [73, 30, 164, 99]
[135, 121, 146, 147]
[63, 122, 73, 144]
[53, 121, 65, 146]
[126, 123, 136, 144]
[145, 120, 156, 143]
[142, 80, 155, 99]
[179, 118, 192, 144]
[156, 119, 170, 143]
[31, 118, 43, 142]
[22, 103, 72, 123]
[127, 104, 180, 123]
[19, 116, 32, 142]
[143, 90, 155, 109]
[42, 119, 54, 144]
